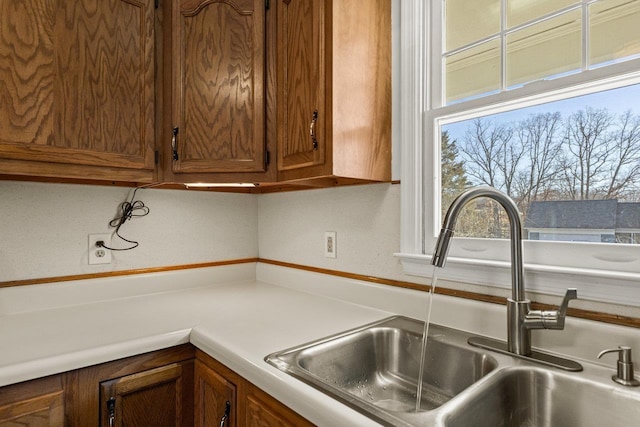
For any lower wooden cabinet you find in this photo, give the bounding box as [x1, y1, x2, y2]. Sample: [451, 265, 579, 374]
[0, 375, 65, 427]
[194, 353, 240, 427]
[0, 345, 195, 427]
[0, 345, 312, 427]
[195, 350, 314, 427]
[72, 344, 195, 427]
[99, 361, 193, 427]
[245, 384, 314, 427]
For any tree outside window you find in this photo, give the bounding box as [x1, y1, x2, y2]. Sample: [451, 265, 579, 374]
[441, 85, 640, 243]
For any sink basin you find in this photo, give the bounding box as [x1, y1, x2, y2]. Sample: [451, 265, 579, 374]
[265, 316, 497, 426]
[442, 366, 640, 427]
[267, 315, 640, 426]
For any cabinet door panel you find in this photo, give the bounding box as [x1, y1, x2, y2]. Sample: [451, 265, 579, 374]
[194, 359, 237, 427]
[0, 0, 155, 171]
[276, 0, 325, 172]
[173, 0, 265, 174]
[0, 375, 64, 427]
[245, 385, 314, 427]
[99, 362, 191, 427]
[0, 391, 64, 427]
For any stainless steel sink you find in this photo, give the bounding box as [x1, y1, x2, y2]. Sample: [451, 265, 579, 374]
[441, 366, 640, 427]
[265, 316, 497, 426]
[266, 316, 640, 426]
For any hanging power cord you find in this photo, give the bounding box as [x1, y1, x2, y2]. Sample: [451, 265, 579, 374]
[97, 187, 150, 251]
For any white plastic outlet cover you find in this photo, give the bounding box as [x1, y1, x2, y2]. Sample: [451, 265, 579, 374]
[88, 233, 112, 265]
[325, 231, 337, 258]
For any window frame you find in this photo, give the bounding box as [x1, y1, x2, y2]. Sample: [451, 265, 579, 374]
[397, 0, 640, 307]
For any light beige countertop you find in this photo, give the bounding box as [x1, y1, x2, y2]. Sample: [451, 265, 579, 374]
[1, 262, 638, 426]
[0, 264, 389, 425]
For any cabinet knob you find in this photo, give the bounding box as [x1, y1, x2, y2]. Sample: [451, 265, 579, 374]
[309, 110, 319, 150]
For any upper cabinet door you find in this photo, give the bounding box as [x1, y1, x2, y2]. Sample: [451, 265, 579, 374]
[276, 0, 325, 172]
[172, 0, 266, 174]
[0, 0, 156, 178]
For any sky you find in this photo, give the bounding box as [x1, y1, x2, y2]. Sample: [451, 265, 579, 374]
[443, 83, 640, 143]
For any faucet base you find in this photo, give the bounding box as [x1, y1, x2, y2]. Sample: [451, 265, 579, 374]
[468, 336, 583, 372]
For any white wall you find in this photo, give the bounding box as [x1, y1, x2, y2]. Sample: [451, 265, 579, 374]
[0, 181, 258, 282]
[2, 179, 637, 319]
[258, 183, 640, 319]
[258, 183, 409, 282]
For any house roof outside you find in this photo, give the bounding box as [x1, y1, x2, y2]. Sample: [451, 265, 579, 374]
[617, 202, 640, 230]
[524, 199, 639, 230]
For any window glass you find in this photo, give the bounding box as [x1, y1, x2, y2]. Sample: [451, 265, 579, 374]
[446, 0, 500, 51]
[590, 0, 640, 66]
[506, 10, 582, 87]
[446, 40, 501, 103]
[440, 84, 640, 244]
[507, 0, 579, 27]
[444, 0, 640, 104]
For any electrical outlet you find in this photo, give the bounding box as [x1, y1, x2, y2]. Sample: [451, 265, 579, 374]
[324, 231, 337, 258]
[89, 233, 112, 265]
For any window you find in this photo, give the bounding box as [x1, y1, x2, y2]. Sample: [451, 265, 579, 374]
[398, 0, 640, 306]
[442, 0, 640, 104]
[441, 84, 640, 244]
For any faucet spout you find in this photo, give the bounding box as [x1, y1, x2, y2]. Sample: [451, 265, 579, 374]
[431, 186, 525, 301]
[432, 186, 578, 358]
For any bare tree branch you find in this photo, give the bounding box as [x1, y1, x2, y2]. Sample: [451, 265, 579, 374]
[561, 108, 613, 199]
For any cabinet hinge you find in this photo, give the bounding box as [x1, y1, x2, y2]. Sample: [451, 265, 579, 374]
[265, 0, 270, 10]
[154, 150, 159, 165]
[265, 150, 270, 167]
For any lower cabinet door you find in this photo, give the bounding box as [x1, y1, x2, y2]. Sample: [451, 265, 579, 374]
[194, 350, 314, 427]
[99, 361, 193, 427]
[194, 359, 237, 427]
[0, 375, 64, 427]
[245, 385, 314, 427]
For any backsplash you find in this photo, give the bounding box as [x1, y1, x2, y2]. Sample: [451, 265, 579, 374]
[258, 183, 640, 321]
[0, 181, 258, 282]
[1, 180, 638, 321]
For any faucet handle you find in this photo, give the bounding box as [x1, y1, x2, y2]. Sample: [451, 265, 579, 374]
[546, 288, 578, 329]
[557, 288, 578, 320]
[597, 346, 640, 387]
[524, 288, 578, 330]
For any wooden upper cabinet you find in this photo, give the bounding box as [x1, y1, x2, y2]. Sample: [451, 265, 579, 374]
[0, 0, 156, 182]
[276, 0, 391, 184]
[168, 0, 268, 179]
[276, 0, 325, 172]
[0, 0, 388, 189]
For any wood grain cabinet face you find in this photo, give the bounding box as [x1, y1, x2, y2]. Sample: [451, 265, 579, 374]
[194, 350, 313, 427]
[99, 362, 193, 427]
[275, 0, 392, 183]
[194, 359, 237, 427]
[276, 0, 325, 173]
[245, 385, 314, 427]
[171, 0, 266, 175]
[0, 376, 64, 427]
[0, 346, 314, 427]
[0, 0, 156, 182]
